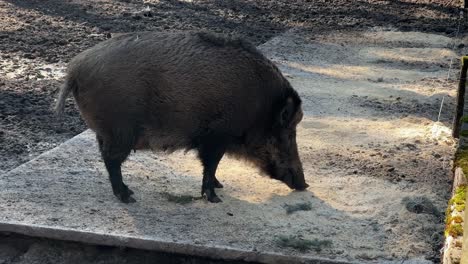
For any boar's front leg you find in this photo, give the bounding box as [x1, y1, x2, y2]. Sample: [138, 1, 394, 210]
[198, 139, 226, 203]
[97, 134, 135, 203]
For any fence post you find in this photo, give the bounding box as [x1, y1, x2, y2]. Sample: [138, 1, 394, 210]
[453, 56, 468, 138]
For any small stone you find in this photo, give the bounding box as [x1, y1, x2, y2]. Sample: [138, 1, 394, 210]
[402, 196, 440, 216]
[55, 39, 68, 46]
[24, 53, 35, 59]
[132, 13, 142, 20]
[101, 24, 112, 31]
[405, 143, 417, 150]
[357, 253, 377, 260]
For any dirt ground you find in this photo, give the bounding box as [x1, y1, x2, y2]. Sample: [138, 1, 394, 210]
[0, 0, 464, 174]
[0, 26, 466, 264]
[258, 28, 462, 262]
[0, 0, 467, 263]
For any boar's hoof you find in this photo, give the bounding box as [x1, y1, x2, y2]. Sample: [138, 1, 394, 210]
[214, 179, 224, 189]
[114, 185, 136, 203]
[119, 194, 136, 203]
[208, 195, 222, 203]
[202, 188, 222, 203]
[124, 184, 135, 195]
[120, 196, 136, 203]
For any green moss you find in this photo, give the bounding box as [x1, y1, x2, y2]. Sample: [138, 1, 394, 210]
[463, 56, 468, 66]
[162, 192, 200, 205]
[447, 224, 464, 238]
[445, 185, 467, 238]
[460, 116, 468, 124]
[454, 149, 468, 176]
[447, 186, 466, 214]
[284, 202, 313, 214]
[449, 185, 467, 208]
[460, 130, 468, 137]
[446, 207, 453, 224]
[275, 235, 332, 252]
[452, 215, 464, 224]
[455, 204, 466, 212]
[446, 215, 464, 231]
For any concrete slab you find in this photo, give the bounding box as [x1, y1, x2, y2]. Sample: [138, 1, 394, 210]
[0, 29, 459, 263]
[0, 130, 351, 264]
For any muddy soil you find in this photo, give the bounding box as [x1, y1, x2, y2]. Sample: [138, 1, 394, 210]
[0, 0, 464, 174]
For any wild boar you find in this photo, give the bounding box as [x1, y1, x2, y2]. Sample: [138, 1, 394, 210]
[55, 31, 308, 203]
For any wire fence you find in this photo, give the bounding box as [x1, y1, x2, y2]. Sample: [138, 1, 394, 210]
[437, 10, 465, 123]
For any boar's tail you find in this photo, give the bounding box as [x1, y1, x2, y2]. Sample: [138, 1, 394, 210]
[54, 77, 76, 116]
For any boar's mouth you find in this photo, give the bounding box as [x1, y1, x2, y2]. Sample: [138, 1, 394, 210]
[294, 182, 309, 191]
[287, 168, 309, 191]
[266, 165, 309, 191]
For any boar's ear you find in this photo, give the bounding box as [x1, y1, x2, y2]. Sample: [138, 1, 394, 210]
[279, 97, 302, 128]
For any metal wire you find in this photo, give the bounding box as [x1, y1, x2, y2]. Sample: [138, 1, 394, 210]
[437, 10, 464, 122]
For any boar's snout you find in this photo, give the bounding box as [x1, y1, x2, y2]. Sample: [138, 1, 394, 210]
[292, 171, 309, 191]
[285, 167, 309, 191]
[266, 161, 308, 191]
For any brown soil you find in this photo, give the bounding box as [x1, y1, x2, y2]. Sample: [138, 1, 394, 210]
[0, 0, 465, 173]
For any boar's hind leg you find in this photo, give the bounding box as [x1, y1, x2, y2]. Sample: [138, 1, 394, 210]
[198, 140, 226, 203]
[214, 178, 223, 188]
[97, 134, 135, 203]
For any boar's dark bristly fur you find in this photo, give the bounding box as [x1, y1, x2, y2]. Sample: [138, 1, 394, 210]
[55, 31, 308, 203]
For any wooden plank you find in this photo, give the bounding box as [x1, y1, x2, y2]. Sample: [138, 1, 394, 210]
[453, 56, 468, 138]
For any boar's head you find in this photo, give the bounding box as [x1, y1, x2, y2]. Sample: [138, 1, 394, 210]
[248, 94, 308, 191]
